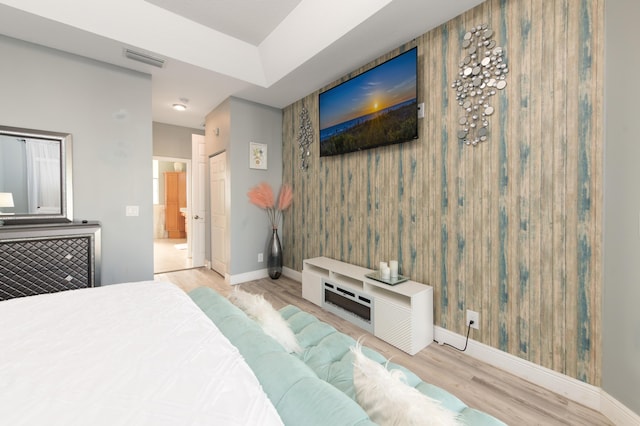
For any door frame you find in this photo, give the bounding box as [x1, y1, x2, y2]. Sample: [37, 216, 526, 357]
[153, 155, 192, 254]
[190, 134, 206, 268]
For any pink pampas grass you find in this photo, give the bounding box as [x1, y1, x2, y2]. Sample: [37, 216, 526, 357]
[247, 182, 274, 209]
[247, 182, 292, 228]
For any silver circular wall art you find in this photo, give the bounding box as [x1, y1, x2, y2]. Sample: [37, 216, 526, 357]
[452, 24, 508, 147]
[297, 107, 313, 170]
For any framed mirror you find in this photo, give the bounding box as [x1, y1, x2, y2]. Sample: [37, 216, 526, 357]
[0, 125, 73, 224]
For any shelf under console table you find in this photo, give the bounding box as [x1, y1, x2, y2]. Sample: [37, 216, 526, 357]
[302, 256, 433, 355]
[0, 222, 101, 301]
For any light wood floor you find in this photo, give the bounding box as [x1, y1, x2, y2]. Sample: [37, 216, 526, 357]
[153, 238, 193, 273]
[155, 267, 613, 426]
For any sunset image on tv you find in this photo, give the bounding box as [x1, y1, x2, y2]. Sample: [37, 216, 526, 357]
[319, 47, 417, 157]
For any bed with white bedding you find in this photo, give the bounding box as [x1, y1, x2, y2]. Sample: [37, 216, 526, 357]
[0, 281, 283, 426]
[0, 280, 506, 426]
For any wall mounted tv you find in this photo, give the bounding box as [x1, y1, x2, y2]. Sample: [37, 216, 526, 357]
[319, 47, 418, 157]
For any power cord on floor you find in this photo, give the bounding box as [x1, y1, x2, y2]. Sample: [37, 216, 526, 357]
[433, 320, 473, 352]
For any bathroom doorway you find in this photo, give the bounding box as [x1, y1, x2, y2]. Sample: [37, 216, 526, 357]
[153, 157, 193, 273]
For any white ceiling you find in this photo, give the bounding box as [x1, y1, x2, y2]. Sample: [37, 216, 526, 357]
[0, 0, 485, 129]
[144, 0, 304, 45]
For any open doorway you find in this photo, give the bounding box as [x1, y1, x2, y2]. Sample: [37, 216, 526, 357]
[153, 157, 193, 273]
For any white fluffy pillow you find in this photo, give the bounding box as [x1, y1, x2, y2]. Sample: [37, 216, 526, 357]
[228, 288, 302, 354]
[351, 342, 461, 426]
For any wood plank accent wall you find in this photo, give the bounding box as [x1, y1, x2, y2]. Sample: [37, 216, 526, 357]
[282, 0, 603, 385]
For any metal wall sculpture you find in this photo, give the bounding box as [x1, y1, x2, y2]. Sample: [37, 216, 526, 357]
[297, 107, 313, 170]
[452, 24, 508, 146]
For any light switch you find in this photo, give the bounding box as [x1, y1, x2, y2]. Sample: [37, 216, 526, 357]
[126, 205, 139, 217]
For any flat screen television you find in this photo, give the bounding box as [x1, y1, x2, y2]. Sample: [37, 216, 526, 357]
[319, 47, 418, 157]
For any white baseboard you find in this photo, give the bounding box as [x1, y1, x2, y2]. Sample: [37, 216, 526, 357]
[434, 327, 601, 408]
[228, 268, 268, 285]
[600, 390, 640, 426]
[283, 266, 301, 282]
[228, 267, 300, 286]
[434, 326, 639, 425]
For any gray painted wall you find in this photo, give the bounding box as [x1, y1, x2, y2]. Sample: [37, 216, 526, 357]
[0, 35, 153, 285]
[152, 121, 203, 159]
[603, 0, 640, 415]
[204, 97, 282, 277]
[229, 98, 283, 276]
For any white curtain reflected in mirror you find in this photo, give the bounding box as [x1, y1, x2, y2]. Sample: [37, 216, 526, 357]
[25, 139, 61, 214]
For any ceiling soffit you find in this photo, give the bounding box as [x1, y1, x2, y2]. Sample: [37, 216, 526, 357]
[0, 0, 392, 88]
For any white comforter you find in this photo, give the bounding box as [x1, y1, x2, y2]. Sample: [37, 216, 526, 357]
[0, 281, 283, 426]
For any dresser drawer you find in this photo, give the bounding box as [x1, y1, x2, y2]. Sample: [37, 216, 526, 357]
[0, 222, 100, 300]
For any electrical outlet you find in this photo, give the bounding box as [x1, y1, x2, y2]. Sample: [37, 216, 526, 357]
[258, 253, 263, 262]
[466, 309, 480, 330]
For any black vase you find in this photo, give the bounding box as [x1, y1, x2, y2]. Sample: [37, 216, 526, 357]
[267, 228, 283, 279]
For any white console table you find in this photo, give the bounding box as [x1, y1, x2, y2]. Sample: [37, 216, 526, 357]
[302, 256, 433, 355]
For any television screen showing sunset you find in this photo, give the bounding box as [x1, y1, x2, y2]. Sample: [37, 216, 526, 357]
[319, 47, 417, 156]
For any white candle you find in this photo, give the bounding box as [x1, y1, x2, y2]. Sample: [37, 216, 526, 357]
[389, 260, 398, 278]
[379, 261, 388, 273]
[381, 266, 391, 279]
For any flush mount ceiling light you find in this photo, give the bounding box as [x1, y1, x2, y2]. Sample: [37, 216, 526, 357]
[172, 98, 189, 111]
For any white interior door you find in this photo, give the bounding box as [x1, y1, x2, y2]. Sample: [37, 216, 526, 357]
[190, 134, 206, 267]
[209, 152, 227, 275]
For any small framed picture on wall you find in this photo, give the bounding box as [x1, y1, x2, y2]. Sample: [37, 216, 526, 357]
[249, 142, 267, 170]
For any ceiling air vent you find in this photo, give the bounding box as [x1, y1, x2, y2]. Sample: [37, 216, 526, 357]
[123, 48, 165, 68]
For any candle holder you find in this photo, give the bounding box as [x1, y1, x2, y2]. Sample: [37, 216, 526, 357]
[365, 271, 409, 286]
